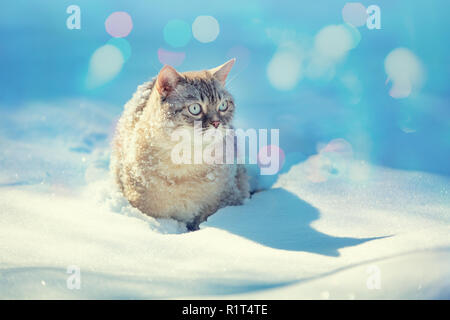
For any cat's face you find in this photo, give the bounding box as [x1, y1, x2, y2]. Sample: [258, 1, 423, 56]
[155, 60, 236, 132]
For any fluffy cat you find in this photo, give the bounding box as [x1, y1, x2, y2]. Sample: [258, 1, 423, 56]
[110, 59, 249, 231]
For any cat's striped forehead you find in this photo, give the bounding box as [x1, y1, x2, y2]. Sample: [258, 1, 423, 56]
[179, 75, 226, 109]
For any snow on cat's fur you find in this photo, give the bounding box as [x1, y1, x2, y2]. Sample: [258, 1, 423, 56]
[110, 60, 249, 230]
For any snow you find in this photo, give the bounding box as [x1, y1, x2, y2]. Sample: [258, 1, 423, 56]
[0, 100, 449, 299]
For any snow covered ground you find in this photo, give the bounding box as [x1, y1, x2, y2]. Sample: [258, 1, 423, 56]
[0, 100, 449, 299]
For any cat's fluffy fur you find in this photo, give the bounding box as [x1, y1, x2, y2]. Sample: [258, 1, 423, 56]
[110, 60, 249, 230]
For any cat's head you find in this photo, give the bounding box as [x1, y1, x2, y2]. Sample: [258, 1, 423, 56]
[154, 59, 236, 133]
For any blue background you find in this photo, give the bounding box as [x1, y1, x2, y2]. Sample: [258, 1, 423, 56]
[1, 0, 449, 177]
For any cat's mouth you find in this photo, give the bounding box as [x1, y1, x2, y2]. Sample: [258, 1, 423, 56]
[199, 124, 228, 133]
[205, 125, 228, 135]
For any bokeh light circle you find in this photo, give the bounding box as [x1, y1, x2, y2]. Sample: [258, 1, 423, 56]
[267, 45, 303, 91]
[192, 16, 220, 43]
[158, 48, 186, 67]
[342, 23, 361, 49]
[384, 48, 424, 99]
[315, 25, 353, 61]
[105, 12, 133, 38]
[342, 2, 368, 27]
[164, 19, 191, 48]
[107, 38, 131, 61]
[389, 81, 412, 99]
[86, 44, 124, 88]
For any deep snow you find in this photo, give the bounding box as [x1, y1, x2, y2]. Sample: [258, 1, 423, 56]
[0, 100, 449, 299]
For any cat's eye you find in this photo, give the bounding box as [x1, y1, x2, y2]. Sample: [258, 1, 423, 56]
[218, 101, 228, 112]
[188, 103, 202, 116]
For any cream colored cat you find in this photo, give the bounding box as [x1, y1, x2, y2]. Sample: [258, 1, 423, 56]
[110, 59, 249, 230]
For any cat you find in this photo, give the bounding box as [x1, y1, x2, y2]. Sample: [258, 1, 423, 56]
[110, 59, 250, 231]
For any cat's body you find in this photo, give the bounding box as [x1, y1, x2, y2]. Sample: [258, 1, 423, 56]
[111, 60, 249, 230]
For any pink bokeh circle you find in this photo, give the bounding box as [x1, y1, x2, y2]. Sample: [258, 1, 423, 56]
[105, 12, 133, 38]
[157, 48, 186, 67]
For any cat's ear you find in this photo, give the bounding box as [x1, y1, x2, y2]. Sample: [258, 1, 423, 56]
[156, 65, 182, 98]
[209, 58, 235, 86]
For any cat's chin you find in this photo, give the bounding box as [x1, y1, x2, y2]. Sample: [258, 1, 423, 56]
[205, 125, 230, 134]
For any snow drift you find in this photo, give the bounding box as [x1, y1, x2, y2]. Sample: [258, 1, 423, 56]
[0, 100, 449, 299]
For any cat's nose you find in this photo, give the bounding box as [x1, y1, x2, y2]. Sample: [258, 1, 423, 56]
[210, 120, 220, 128]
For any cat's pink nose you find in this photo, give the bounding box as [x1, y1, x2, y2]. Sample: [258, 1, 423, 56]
[211, 121, 220, 128]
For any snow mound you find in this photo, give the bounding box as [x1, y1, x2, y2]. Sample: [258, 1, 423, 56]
[0, 100, 449, 299]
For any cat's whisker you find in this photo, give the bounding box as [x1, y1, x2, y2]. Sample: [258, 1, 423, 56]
[224, 68, 244, 89]
[149, 61, 161, 73]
